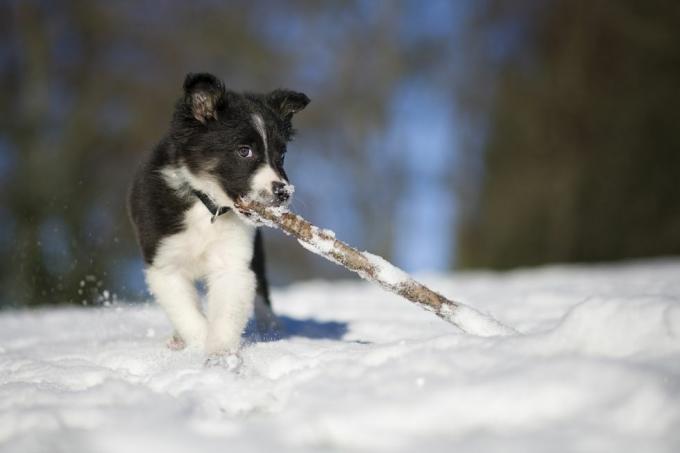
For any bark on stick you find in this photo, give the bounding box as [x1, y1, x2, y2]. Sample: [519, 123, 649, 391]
[235, 199, 515, 337]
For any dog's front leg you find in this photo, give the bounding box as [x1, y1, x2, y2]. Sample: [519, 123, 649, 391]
[205, 267, 256, 357]
[146, 267, 207, 348]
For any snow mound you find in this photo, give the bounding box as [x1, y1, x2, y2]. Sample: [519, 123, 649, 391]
[540, 296, 680, 357]
[1, 260, 679, 452]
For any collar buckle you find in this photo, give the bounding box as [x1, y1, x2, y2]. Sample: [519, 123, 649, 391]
[192, 189, 230, 222]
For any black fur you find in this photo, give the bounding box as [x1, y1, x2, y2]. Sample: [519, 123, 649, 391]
[128, 73, 309, 307]
[250, 229, 271, 306]
[128, 137, 192, 264]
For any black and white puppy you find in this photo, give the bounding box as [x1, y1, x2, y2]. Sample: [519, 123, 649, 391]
[128, 73, 309, 360]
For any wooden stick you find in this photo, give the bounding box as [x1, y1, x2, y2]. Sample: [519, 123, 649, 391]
[235, 199, 516, 337]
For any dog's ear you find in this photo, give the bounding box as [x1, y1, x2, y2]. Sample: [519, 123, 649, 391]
[266, 89, 310, 120]
[183, 73, 226, 124]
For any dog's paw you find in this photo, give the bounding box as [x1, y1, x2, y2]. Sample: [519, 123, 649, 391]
[166, 334, 186, 351]
[204, 352, 243, 371]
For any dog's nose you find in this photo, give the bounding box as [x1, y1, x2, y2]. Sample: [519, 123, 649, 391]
[272, 181, 290, 204]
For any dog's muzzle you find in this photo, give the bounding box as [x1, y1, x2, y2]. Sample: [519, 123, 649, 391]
[271, 181, 295, 206]
[272, 181, 292, 205]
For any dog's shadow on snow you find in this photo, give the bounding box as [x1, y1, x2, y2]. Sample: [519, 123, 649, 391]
[245, 315, 349, 342]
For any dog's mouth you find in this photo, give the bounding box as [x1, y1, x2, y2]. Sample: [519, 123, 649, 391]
[249, 184, 294, 208]
[235, 185, 294, 225]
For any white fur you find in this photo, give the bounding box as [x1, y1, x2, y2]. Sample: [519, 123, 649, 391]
[146, 266, 207, 346]
[161, 165, 234, 208]
[146, 190, 256, 354]
[250, 165, 284, 201]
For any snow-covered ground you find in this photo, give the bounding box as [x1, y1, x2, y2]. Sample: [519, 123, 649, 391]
[1, 260, 679, 453]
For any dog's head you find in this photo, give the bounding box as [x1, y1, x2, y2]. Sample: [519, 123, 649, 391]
[170, 72, 309, 209]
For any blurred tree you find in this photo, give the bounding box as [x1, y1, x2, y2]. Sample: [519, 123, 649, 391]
[456, 0, 680, 268]
[1, 0, 461, 308]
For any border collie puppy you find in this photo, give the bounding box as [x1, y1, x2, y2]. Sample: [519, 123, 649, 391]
[128, 73, 309, 364]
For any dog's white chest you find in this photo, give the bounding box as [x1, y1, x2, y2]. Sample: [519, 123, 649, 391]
[152, 203, 256, 277]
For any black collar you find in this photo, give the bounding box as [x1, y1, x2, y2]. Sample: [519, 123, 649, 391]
[192, 189, 230, 223]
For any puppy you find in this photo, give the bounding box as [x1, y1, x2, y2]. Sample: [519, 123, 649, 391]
[128, 73, 309, 363]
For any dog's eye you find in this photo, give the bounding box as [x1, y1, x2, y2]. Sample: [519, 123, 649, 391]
[237, 146, 253, 158]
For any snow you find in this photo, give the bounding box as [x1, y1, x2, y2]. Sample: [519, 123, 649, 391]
[2, 260, 680, 452]
[297, 226, 336, 255]
[363, 252, 411, 287]
[440, 303, 517, 337]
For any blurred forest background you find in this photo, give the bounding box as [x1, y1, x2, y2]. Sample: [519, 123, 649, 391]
[1, 0, 679, 308]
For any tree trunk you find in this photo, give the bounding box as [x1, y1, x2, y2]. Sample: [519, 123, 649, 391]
[235, 199, 515, 337]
